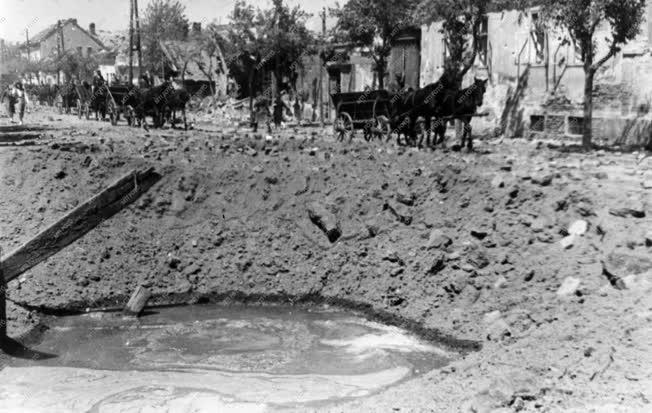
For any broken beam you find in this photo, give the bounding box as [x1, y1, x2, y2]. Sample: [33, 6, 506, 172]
[124, 285, 151, 316]
[0, 167, 161, 283]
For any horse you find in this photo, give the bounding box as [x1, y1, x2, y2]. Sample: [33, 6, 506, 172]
[90, 83, 108, 121]
[164, 80, 190, 130]
[58, 82, 78, 114]
[429, 77, 488, 151]
[387, 78, 449, 147]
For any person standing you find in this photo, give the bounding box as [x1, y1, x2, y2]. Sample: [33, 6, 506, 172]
[1, 85, 15, 122]
[11, 82, 29, 125]
[93, 70, 105, 92]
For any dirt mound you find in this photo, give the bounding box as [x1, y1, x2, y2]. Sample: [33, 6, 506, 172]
[1, 116, 651, 411]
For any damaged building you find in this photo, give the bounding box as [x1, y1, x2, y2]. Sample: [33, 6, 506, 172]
[420, 4, 652, 147]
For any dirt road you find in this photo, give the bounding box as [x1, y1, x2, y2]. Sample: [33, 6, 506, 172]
[1, 107, 651, 412]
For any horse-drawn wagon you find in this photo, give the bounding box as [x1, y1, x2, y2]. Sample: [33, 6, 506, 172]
[330, 77, 490, 150]
[106, 84, 138, 126]
[331, 90, 392, 141]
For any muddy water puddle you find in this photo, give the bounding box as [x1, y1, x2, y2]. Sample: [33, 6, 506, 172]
[0, 304, 455, 412]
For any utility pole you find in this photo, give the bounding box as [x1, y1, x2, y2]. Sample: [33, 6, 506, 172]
[25, 29, 30, 61]
[56, 20, 63, 85]
[129, 0, 143, 85]
[272, 0, 281, 126]
[319, 7, 325, 126]
[274, 2, 280, 101]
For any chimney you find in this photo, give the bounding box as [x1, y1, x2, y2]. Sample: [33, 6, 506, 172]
[192, 22, 201, 36]
[89, 23, 96, 36]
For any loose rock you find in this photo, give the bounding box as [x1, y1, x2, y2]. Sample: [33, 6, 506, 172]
[427, 229, 453, 250]
[560, 235, 575, 249]
[530, 218, 546, 233]
[557, 277, 581, 297]
[245, 147, 258, 156]
[428, 251, 447, 275]
[609, 204, 646, 218]
[471, 228, 490, 240]
[523, 269, 535, 282]
[532, 173, 553, 186]
[384, 201, 413, 225]
[307, 202, 342, 243]
[601, 260, 627, 290]
[568, 220, 589, 236]
[491, 175, 505, 188]
[396, 188, 416, 206]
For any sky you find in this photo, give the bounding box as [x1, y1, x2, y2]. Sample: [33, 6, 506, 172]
[0, 0, 338, 43]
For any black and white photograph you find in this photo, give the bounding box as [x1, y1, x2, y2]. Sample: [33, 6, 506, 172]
[0, 0, 650, 411]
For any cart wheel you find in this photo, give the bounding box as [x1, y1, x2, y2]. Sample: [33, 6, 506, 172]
[334, 112, 353, 142]
[372, 95, 390, 120]
[375, 116, 391, 141]
[343, 112, 354, 142]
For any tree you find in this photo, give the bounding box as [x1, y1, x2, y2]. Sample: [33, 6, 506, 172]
[414, 0, 489, 88]
[331, 0, 418, 90]
[57, 51, 98, 82]
[224, 0, 313, 117]
[540, 0, 645, 149]
[264, 0, 314, 96]
[142, 0, 190, 75]
[163, 28, 227, 96]
[223, 0, 268, 102]
[196, 23, 229, 96]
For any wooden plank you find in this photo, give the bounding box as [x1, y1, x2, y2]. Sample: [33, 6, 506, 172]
[1, 167, 161, 283]
[124, 286, 151, 316]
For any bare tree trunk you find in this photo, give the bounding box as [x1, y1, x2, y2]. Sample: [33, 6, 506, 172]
[377, 58, 385, 90]
[582, 67, 594, 150]
[248, 71, 254, 126]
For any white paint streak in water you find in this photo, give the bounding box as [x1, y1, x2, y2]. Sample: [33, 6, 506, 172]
[317, 319, 451, 357]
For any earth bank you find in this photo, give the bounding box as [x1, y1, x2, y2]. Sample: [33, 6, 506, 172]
[1, 109, 651, 412]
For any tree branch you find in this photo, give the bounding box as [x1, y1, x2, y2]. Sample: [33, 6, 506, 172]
[591, 39, 620, 72]
[459, 13, 482, 79]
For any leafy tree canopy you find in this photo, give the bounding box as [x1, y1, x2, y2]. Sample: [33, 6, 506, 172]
[331, 0, 418, 88]
[142, 0, 190, 74]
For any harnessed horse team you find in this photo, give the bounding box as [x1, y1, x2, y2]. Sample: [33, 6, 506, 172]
[41, 72, 191, 131]
[380, 75, 489, 151]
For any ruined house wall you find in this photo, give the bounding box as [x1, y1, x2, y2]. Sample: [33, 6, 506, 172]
[40, 21, 103, 60]
[419, 4, 652, 146]
[419, 21, 445, 86]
